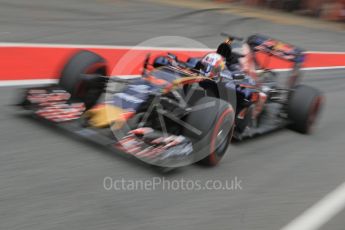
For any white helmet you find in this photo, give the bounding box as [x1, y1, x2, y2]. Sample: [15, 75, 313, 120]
[200, 53, 225, 78]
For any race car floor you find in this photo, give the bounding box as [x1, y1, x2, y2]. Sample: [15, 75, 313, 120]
[0, 1, 345, 230]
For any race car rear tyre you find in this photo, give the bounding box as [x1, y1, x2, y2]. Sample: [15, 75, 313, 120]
[287, 85, 323, 134]
[183, 97, 234, 166]
[59, 50, 107, 97]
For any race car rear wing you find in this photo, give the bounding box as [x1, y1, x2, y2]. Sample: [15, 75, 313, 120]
[247, 34, 306, 88]
[247, 34, 305, 64]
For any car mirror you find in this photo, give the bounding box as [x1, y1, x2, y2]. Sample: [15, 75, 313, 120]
[232, 72, 245, 80]
[167, 53, 177, 61]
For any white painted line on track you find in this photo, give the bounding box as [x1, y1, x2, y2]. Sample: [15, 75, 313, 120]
[0, 79, 58, 87]
[272, 66, 345, 72]
[301, 66, 345, 71]
[0, 66, 344, 87]
[304, 51, 345, 54]
[0, 42, 345, 54]
[281, 181, 345, 230]
[0, 75, 141, 87]
[0, 42, 213, 51]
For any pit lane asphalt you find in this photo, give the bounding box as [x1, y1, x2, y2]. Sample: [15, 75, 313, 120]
[1, 0, 345, 230]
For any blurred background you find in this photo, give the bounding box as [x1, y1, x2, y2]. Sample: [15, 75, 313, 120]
[0, 1, 344, 230]
[219, 0, 345, 21]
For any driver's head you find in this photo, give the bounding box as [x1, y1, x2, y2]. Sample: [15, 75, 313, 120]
[200, 53, 225, 78]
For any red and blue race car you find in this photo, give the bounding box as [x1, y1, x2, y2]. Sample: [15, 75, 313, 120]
[17, 34, 323, 169]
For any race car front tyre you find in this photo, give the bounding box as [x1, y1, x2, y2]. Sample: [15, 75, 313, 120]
[287, 85, 323, 134]
[59, 50, 107, 97]
[183, 97, 235, 166]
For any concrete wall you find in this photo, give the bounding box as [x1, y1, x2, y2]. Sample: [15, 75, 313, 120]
[221, 0, 345, 21]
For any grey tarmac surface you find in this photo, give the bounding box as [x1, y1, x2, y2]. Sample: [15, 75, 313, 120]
[0, 0, 345, 230]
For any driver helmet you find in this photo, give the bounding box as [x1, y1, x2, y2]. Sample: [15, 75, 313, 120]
[200, 53, 225, 78]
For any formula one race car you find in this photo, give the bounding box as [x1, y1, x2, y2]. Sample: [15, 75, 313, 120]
[17, 34, 323, 168]
[153, 33, 324, 140]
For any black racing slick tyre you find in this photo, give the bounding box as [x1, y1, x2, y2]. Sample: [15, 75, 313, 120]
[183, 97, 235, 166]
[287, 85, 323, 134]
[59, 50, 107, 97]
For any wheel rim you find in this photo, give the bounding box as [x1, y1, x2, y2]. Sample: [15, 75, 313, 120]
[85, 63, 106, 75]
[209, 107, 234, 165]
[307, 96, 323, 132]
[215, 129, 229, 157]
[75, 63, 106, 97]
